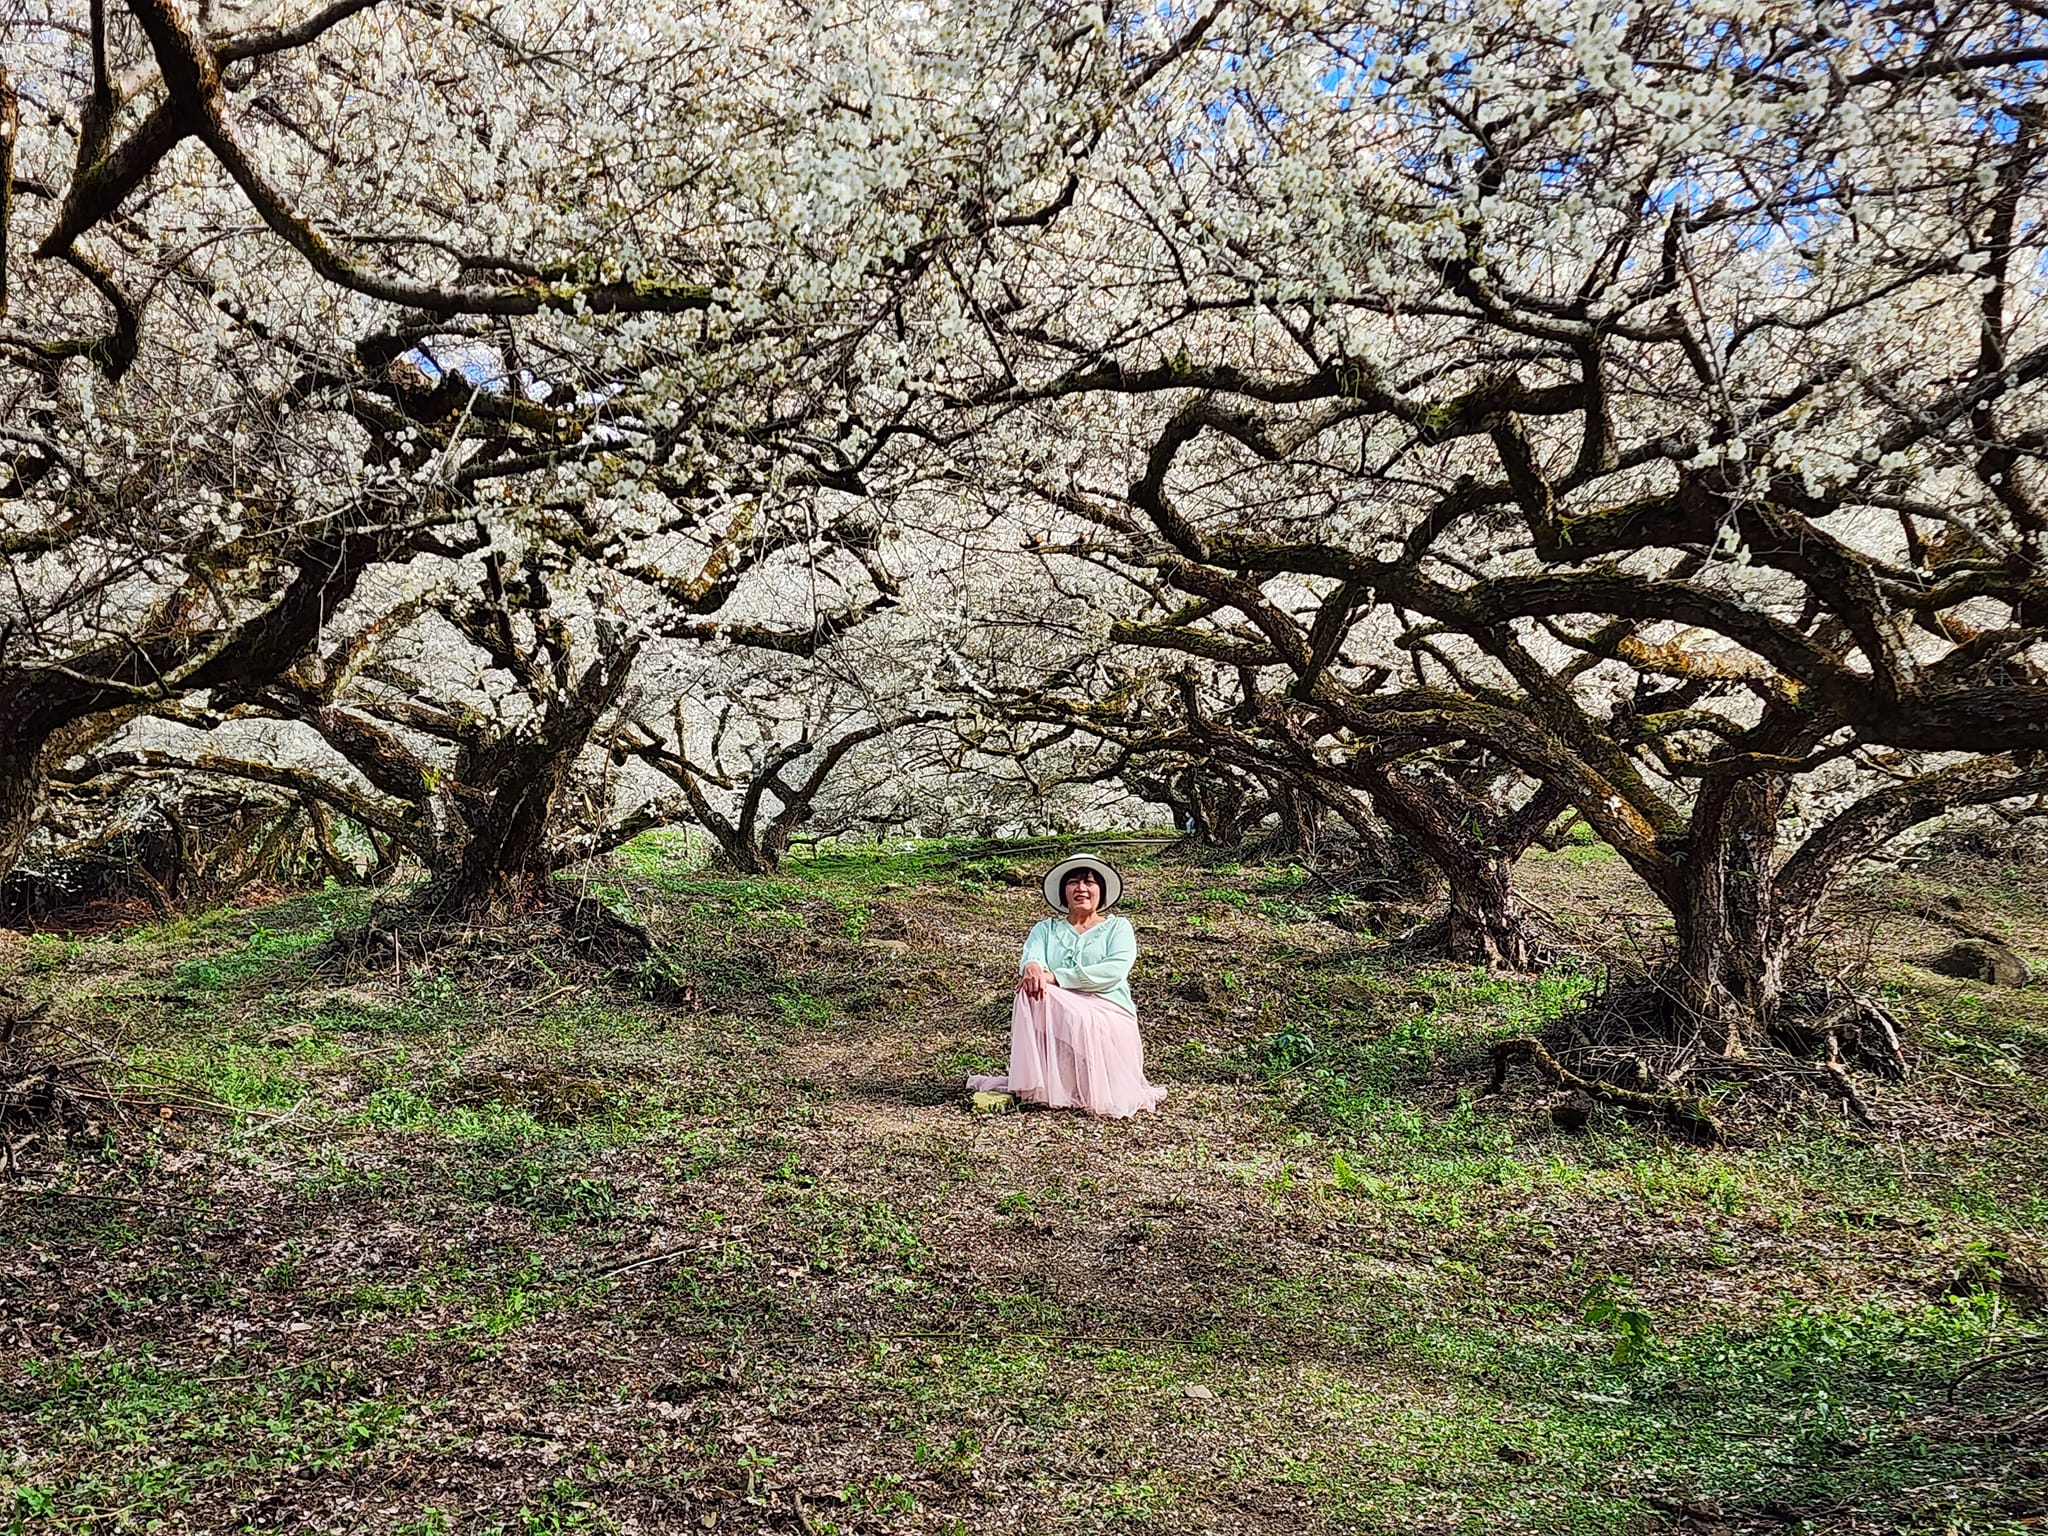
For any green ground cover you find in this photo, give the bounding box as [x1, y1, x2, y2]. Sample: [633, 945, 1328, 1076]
[3, 836, 2044, 1533]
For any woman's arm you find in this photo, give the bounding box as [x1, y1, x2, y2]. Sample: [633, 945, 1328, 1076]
[1018, 920, 1056, 998]
[1053, 918, 1136, 994]
[1018, 920, 1051, 974]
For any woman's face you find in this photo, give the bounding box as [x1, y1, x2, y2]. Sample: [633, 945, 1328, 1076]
[1063, 871, 1102, 919]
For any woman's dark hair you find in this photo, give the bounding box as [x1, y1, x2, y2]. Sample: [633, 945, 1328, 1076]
[1061, 868, 1103, 899]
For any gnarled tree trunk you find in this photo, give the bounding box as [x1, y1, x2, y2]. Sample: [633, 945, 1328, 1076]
[0, 743, 46, 894]
[1641, 755, 2048, 1070]
[1354, 763, 1564, 971]
[1440, 855, 1542, 971]
[1127, 761, 1271, 847]
[1662, 776, 1792, 1056]
[1256, 774, 1323, 858]
[426, 648, 640, 920]
[434, 753, 580, 919]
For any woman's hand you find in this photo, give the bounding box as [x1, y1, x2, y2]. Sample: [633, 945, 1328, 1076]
[1018, 961, 1056, 1000]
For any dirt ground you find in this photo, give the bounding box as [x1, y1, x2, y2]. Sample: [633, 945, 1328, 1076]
[3, 834, 2046, 1534]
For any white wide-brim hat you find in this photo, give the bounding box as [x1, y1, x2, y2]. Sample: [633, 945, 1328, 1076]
[1042, 854, 1123, 913]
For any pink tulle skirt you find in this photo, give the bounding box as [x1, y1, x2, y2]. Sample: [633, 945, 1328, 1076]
[968, 987, 1166, 1119]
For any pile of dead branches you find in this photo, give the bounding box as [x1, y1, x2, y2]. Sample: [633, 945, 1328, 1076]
[311, 885, 653, 1003]
[1487, 969, 1910, 1145]
[0, 991, 119, 1178]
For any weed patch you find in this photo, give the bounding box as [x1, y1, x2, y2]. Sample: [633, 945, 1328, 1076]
[6, 1355, 427, 1526]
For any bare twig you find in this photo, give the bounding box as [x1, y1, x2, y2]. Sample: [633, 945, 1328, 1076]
[1486, 1036, 1725, 1143]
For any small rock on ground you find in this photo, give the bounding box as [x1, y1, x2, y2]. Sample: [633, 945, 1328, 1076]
[1926, 938, 2031, 987]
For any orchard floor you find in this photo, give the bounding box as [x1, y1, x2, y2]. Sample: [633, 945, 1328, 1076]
[4, 835, 2047, 1536]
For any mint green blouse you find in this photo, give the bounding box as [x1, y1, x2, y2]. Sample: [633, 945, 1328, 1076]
[1020, 914, 1138, 1015]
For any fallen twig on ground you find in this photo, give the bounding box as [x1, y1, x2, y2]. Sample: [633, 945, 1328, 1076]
[1948, 1340, 2048, 1401]
[1486, 1036, 1725, 1143]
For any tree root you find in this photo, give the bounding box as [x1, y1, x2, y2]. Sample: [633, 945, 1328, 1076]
[304, 902, 647, 1009]
[1487, 1036, 1725, 1144]
[1947, 1342, 2048, 1401]
[1776, 985, 1907, 1081]
[1379, 908, 1571, 974]
[1511, 967, 1912, 1133]
[311, 880, 651, 970]
[551, 887, 651, 962]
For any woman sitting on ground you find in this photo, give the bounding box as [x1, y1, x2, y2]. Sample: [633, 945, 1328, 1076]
[967, 855, 1166, 1119]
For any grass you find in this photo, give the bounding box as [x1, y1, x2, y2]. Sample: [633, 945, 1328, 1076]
[7, 1354, 425, 1525]
[4, 839, 2045, 1533]
[1249, 962, 1597, 1136]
